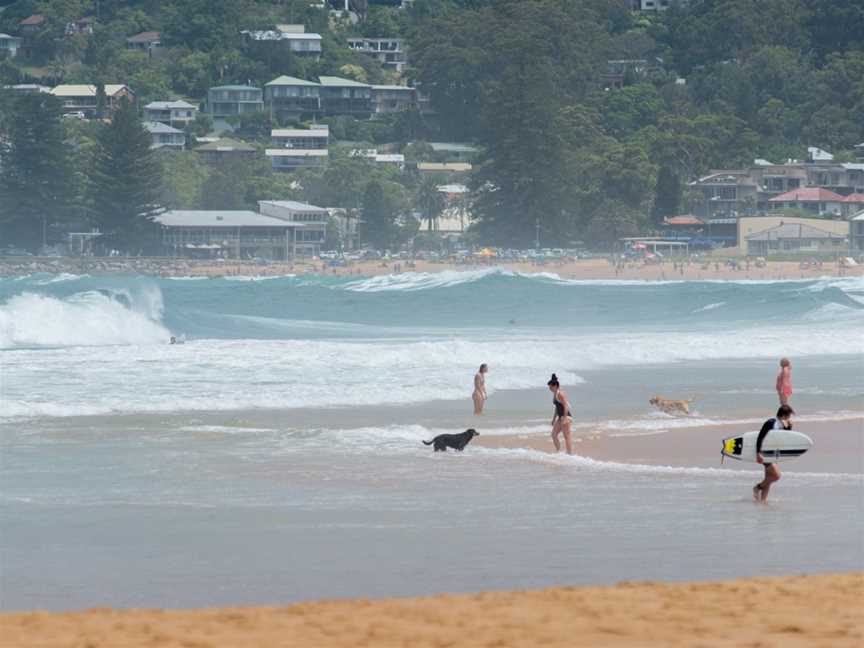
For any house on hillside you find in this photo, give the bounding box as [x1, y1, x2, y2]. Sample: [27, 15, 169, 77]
[347, 37, 407, 72]
[264, 76, 321, 119]
[65, 17, 95, 36]
[206, 85, 263, 123]
[0, 34, 23, 58]
[126, 31, 162, 57]
[416, 162, 472, 176]
[194, 137, 257, 163]
[143, 122, 185, 150]
[690, 171, 759, 219]
[50, 84, 135, 117]
[856, 143, 864, 161]
[350, 149, 405, 170]
[18, 14, 45, 35]
[266, 125, 329, 171]
[144, 100, 198, 127]
[640, 0, 689, 9]
[429, 142, 480, 162]
[768, 187, 846, 218]
[371, 85, 417, 114]
[746, 221, 848, 256]
[318, 76, 372, 118]
[241, 25, 322, 58]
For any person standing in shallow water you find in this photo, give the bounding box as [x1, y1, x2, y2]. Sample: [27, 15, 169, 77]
[473, 364, 488, 415]
[548, 373, 573, 455]
[776, 357, 792, 406]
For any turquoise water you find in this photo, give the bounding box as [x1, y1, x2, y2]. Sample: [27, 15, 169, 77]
[1, 270, 862, 610]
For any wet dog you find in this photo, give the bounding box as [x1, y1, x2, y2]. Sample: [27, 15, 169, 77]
[423, 429, 479, 452]
[649, 395, 692, 415]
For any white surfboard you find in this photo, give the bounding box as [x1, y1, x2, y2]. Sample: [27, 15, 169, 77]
[722, 429, 813, 463]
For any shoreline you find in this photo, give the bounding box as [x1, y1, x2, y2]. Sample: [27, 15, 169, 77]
[475, 416, 864, 474]
[2, 573, 860, 647]
[1, 256, 861, 281]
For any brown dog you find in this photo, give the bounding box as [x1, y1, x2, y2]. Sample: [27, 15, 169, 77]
[649, 396, 692, 415]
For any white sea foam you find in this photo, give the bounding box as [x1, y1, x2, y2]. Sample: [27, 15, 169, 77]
[343, 267, 507, 292]
[692, 301, 726, 313]
[0, 287, 169, 349]
[223, 274, 296, 281]
[33, 273, 87, 285]
[479, 447, 864, 483]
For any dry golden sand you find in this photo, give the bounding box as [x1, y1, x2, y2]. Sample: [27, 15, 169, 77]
[2, 573, 861, 648]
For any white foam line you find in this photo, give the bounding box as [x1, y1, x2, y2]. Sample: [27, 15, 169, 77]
[477, 447, 864, 483]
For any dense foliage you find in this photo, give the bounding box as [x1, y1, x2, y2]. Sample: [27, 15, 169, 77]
[0, 0, 862, 250]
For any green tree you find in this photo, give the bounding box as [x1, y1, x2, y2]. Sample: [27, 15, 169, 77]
[0, 92, 79, 250]
[651, 165, 681, 223]
[89, 97, 164, 252]
[360, 179, 409, 250]
[414, 175, 446, 233]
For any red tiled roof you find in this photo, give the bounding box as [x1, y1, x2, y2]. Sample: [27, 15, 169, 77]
[20, 14, 45, 26]
[769, 187, 846, 202]
[842, 193, 864, 203]
[127, 31, 160, 43]
[664, 215, 704, 226]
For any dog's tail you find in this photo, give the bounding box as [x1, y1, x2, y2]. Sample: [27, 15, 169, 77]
[422, 440, 433, 445]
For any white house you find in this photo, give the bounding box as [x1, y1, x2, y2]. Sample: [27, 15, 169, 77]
[144, 100, 198, 127]
[347, 37, 407, 72]
[143, 121, 185, 150]
[0, 33, 23, 58]
[266, 125, 329, 171]
[241, 24, 322, 57]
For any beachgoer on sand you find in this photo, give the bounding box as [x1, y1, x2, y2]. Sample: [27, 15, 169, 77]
[548, 373, 573, 455]
[776, 357, 792, 406]
[473, 364, 488, 415]
[754, 405, 794, 502]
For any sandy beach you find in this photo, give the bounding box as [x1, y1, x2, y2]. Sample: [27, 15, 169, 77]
[2, 572, 860, 647]
[0, 256, 861, 280]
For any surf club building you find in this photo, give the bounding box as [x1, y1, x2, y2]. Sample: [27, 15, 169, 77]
[155, 201, 327, 260]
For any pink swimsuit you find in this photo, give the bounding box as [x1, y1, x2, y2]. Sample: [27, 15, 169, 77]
[776, 369, 792, 397]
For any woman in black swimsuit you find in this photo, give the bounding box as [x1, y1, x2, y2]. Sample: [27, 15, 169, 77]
[547, 374, 573, 455]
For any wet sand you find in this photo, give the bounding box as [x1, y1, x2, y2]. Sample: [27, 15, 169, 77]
[2, 572, 860, 647]
[476, 417, 864, 474]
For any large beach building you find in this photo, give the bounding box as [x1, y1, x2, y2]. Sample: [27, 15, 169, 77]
[156, 201, 327, 260]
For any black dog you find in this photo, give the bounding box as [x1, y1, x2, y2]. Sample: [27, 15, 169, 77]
[422, 429, 479, 452]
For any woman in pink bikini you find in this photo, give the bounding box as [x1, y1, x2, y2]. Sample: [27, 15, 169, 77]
[776, 357, 792, 406]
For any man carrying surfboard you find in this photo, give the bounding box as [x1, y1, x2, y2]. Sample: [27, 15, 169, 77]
[754, 405, 794, 502]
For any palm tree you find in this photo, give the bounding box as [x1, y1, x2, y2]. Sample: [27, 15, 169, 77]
[416, 175, 446, 233]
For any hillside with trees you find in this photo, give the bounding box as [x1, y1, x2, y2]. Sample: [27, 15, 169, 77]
[1, 0, 862, 251]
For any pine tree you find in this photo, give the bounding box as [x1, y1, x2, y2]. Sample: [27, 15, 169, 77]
[0, 92, 78, 250]
[89, 97, 164, 253]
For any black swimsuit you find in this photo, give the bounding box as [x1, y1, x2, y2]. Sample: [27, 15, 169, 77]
[554, 395, 571, 418]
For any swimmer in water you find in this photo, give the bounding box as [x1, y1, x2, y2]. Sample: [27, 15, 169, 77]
[547, 373, 573, 455]
[473, 363, 488, 415]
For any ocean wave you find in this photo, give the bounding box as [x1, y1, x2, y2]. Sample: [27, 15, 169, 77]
[0, 286, 168, 349]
